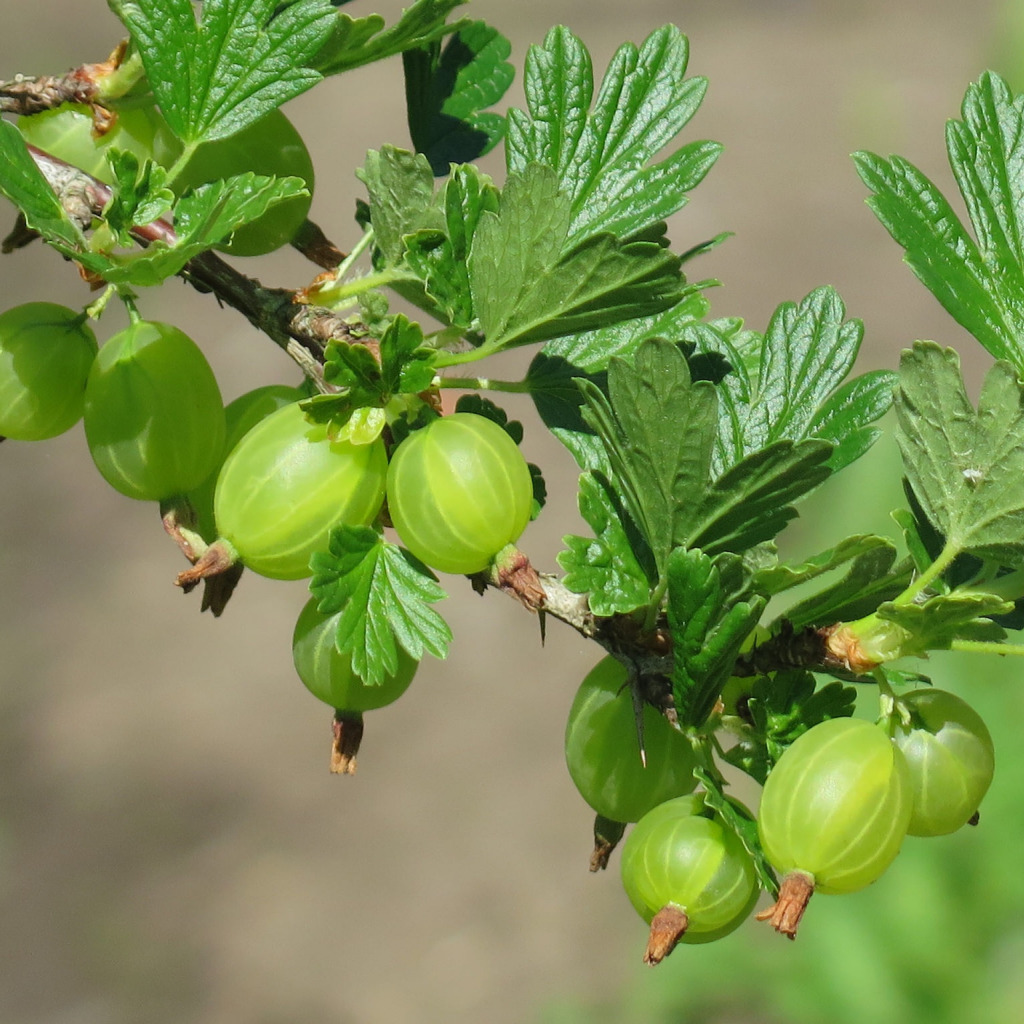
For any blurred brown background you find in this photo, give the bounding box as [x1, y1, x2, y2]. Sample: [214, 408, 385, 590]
[0, 1, 1010, 1021]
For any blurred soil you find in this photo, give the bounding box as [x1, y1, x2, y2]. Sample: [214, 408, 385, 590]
[0, 1, 1005, 1021]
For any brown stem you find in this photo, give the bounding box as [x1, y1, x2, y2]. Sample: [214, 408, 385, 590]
[755, 870, 815, 939]
[644, 905, 689, 965]
[291, 219, 347, 270]
[330, 711, 364, 774]
[0, 41, 127, 115]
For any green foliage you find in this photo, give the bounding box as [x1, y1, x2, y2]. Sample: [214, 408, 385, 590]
[666, 548, 764, 728]
[403, 20, 513, 174]
[309, 525, 452, 689]
[312, 0, 467, 76]
[855, 72, 1024, 370]
[109, 0, 335, 145]
[506, 25, 721, 243]
[896, 342, 1024, 566]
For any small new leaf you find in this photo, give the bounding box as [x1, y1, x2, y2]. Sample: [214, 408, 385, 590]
[311, 316, 436, 437]
[897, 341, 1024, 565]
[101, 151, 174, 245]
[109, 0, 335, 144]
[70, 173, 307, 286]
[877, 591, 1011, 654]
[310, 525, 452, 688]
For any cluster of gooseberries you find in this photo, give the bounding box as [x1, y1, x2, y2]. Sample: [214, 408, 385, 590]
[2, 87, 1000, 969]
[0, 297, 536, 764]
[5, 98, 538, 769]
[564, 657, 994, 961]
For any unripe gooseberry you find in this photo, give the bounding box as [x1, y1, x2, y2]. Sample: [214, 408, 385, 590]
[757, 717, 912, 895]
[564, 656, 698, 823]
[292, 597, 417, 711]
[888, 688, 994, 837]
[213, 401, 387, 580]
[620, 794, 759, 955]
[0, 302, 98, 440]
[83, 320, 225, 501]
[18, 102, 181, 182]
[386, 412, 534, 575]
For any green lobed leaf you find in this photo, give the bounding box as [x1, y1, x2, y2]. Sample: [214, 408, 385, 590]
[312, 0, 466, 76]
[896, 341, 1024, 565]
[777, 546, 912, 632]
[558, 472, 653, 616]
[754, 535, 896, 596]
[687, 439, 835, 556]
[109, 0, 335, 144]
[309, 525, 452, 688]
[506, 25, 721, 244]
[854, 140, 1024, 367]
[578, 339, 718, 574]
[0, 120, 85, 248]
[666, 547, 766, 729]
[523, 292, 712, 472]
[710, 286, 889, 476]
[403, 20, 513, 175]
[467, 164, 684, 352]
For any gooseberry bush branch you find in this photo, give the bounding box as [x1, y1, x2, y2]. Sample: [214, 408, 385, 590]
[1, 0, 1022, 961]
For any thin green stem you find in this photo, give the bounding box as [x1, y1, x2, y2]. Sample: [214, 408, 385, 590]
[950, 639, 1024, 657]
[162, 140, 200, 188]
[891, 540, 960, 606]
[644, 576, 668, 632]
[315, 267, 417, 305]
[432, 344, 499, 368]
[435, 376, 531, 393]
